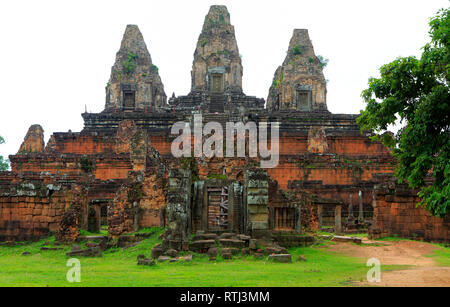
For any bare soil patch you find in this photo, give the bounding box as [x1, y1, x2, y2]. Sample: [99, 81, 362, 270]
[326, 239, 450, 287]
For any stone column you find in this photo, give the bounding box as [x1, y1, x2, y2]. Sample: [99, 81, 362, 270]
[317, 205, 323, 231]
[358, 190, 364, 223]
[165, 169, 192, 251]
[335, 205, 342, 234]
[295, 205, 302, 234]
[347, 194, 353, 222]
[245, 169, 269, 238]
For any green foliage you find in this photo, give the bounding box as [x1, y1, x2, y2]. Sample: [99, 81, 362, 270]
[152, 64, 158, 74]
[182, 157, 199, 182]
[308, 56, 315, 63]
[317, 55, 329, 68]
[357, 8, 450, 217]
[0, 135, 9, 171]
[122, 52, 138, 74]
[201, 39, 207, 47]
[207, 174, 227, 180]
[292, 44, 304, 55]
[80, 156, 96, 173]
[219, 14, 225, 24]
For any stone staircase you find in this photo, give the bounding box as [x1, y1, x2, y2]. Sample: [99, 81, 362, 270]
[209, 93, 226, 113]
[202, 113, 230, 128]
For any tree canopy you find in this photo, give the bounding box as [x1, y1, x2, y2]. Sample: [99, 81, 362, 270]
[357, 8, 449, 218]
[0, 136, 9, 171]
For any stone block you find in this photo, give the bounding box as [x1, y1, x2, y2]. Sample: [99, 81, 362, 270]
[222, 252, 232, 260]
[157, 256, 171, 262]
[165, 249, 178, 258]
[268, 254, 292, 263]
[189, 239, 216, 253]
[221, 247, 240, 255]
[251, 221, 268, 230]
[207, 247, 218, 257]
[247, 195, 268, 205]
[138, 258, 155, 266]
[193, 233, 218, 242]
[219, 239, 245, 248]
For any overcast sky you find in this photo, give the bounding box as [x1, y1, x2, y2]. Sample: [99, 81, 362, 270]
[0, 0, 447, 160]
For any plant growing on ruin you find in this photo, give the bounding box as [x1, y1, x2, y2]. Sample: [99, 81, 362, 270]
[80, 156, 96, 173]
[357, 8, 450, 217]
[317, 55, 329, 68]
[201, 39, 208, 47]
[122, 52, 138, 74]
[292, 44, 304, 55]
[152, 65, 158, 74]
[0, 136, 9, 171]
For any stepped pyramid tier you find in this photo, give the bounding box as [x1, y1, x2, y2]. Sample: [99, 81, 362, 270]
[169, 5, 264, 114]
[3, 6, 437, 246]
[104, 25, 167, 112]
[267, 29, 327, 112]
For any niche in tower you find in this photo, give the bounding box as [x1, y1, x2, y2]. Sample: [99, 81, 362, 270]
[121, 83, 136, 109]
[296, 84, 312, 111]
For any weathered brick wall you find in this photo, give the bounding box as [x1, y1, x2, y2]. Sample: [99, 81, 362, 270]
[0, 191, 71, 241]
[138, 173, 167, 228]
[374, 184, 449, 242]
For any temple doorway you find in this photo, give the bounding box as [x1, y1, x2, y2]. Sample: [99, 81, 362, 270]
[207, 186, 229, 231]
[88, 206, 100, 233]
[211, 74, 224, 93]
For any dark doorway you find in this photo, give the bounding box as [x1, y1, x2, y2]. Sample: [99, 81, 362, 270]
[123, 91, 135, 109]
[88, 206, 100, 233]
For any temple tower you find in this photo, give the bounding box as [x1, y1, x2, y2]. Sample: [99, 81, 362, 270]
[104, 25, 166, 112]
[191, 5, 243, 95]
[267, 29, 327, 111]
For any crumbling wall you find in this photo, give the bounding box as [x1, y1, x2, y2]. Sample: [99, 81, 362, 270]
[245, 169, 269, 238]
[162, 168, 192, 251]
[138, 172, 167, 228]
[56, 185, 89, 243]
[108, 172, 144, 237]
[18, 125, 45, 154]
[0, 175, 74, 241]
[373, 182, 449, 242]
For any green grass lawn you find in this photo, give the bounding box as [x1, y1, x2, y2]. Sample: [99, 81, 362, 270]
[0, 228, 418, 287]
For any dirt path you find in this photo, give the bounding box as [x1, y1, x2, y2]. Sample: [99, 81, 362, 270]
[326, 239, 450, 287]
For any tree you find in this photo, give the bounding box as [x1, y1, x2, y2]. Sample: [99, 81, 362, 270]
[357, 8, 449, 218]
[0, 136, 9, 171]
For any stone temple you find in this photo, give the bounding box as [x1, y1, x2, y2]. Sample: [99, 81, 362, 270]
[0, 5, 448, 247]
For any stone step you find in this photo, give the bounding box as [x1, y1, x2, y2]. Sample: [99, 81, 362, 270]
[193, 233, 218, 242]
[189, 239, 217, 253]
[331, 235, 362, 244]
[219, 239, 245, 248]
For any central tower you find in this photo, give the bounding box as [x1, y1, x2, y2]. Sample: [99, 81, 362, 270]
[191, 5, 243, 95]
[169, 5, 264, 113]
